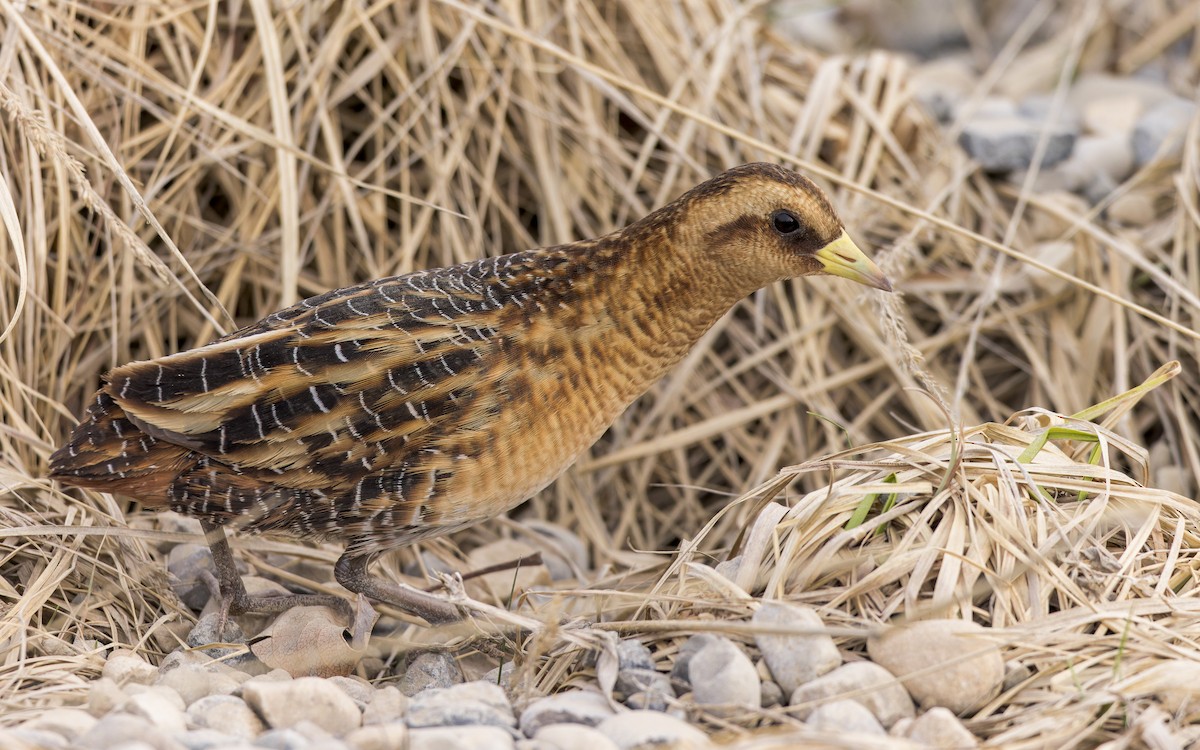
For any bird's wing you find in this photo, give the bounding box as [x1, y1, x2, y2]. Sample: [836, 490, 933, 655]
[107, 270, 510, 491]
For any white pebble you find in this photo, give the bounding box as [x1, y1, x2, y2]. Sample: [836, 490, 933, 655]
[686, 636, 760, 712]
[242, 675, 363, 736]
[753, 602, 841, 693]
[519, 689, 615, 736]
[868, 620, 1004, 714]
[595, 710, 713, 750]
[408, 725, 516, 750]
[806, 699, 885, 735]
[790, 662, 915, 728]
[187, 694, 265, 740]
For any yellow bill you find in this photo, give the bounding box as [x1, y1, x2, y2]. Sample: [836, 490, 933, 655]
[814, 230, 892, 292]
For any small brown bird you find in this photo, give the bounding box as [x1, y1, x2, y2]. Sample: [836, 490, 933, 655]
[50, 163, 890, 628]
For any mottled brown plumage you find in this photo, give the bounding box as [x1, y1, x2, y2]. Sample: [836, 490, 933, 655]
[51, 163, 890, 626]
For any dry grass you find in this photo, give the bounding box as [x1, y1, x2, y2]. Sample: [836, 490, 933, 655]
[0, 0, 1197, 745]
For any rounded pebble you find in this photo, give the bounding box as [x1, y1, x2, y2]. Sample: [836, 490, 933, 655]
[2, 728, 70, 749]
[518, 689, 616, 736]
[175, 728, 239, 750]
[408, 725, 516, 750]
[242, 676, 363, 736]
[73, 713, 179, 750]
[905, 707, 979, 747]
[806, 699, 885, 735]
[19, 707, 98, 740]
[613, 640, 671, 710]
[959, 117, 1076, 172]
[685, 635, 760, 712]
[155, 662, 241, 706]
[167, 543, 215, 611]
[362, 685, 408, 725]
[595, 710, 712, 750]
[753, 602, 841, 693]
[344, 723, 409, 750]
[406, 680, 516, 729]
[790, 662, 915, 728]
[328, 676, 375, 710]
[1132, 97, 1198, 166]
[187, 694, 265, 739]
[88, 677, 127, 717]
[122, 688, 187, 733]
[517, 520, 590, 580]
[534, 723, 620, 750]
[103, 653, 159, 687]
[398, 651, 465, 697]
[253, 727, 313, 750]
[867, 619, 1004, 714]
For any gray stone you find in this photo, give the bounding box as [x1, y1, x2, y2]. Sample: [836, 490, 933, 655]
[242, 676, 362, 736]
[408, 726, 516, 750]
[253, 728, 313, 749]
[481, 662, 516, 691]
[685, 635, 760, 712]
[905, 707, 979, 747]
[361, 685, 407, 725]
[518, 690, 615, 736]
[806, 699, 886, 735]
[613, 639, 670, 710]
[398, 651, 464, 697]
[790, 662, 915, 729]
[343, 723, 409, 750]
[406, 681, 515, 729]
[1133, 98, 1198, 166]
[760, 680, 784, 708]
[753, 602, 841, 693]
[176, 729, 239, 750]
[595, 710, 712, 750]
[188, 695, 265, 740]
[669, 633, 717, 688]
[328, 677, 375, 711]
[911, 57, 976, 122]
[103, 652, 159, 687]
[187, 612, 250, 663]
[868, 620, 1004, 714]
[168, 543, 215, 610]
[959, 117, 1076, 172]
[517, 521, 590, 580]
[533, 724, 619, 750]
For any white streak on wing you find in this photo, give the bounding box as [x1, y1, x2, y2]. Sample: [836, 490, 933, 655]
[309, 386, 330, 413]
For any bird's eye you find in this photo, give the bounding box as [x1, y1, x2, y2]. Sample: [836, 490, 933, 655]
[771, 209, 802, 236]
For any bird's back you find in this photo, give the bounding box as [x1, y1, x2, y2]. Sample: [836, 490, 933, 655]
[51, 245, 638, 551]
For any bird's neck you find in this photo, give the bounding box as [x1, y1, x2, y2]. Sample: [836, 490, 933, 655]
[580, 222, 756, 396]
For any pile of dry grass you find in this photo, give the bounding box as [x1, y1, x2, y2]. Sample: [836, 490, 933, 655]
[1, 0, 1197, 743]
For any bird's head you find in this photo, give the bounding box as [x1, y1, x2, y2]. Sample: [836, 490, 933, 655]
[674, 163, 892, 293]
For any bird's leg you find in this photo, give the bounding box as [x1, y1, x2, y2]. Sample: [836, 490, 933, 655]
[198, 521, 371, 642]
[335, 551, 463, 625]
